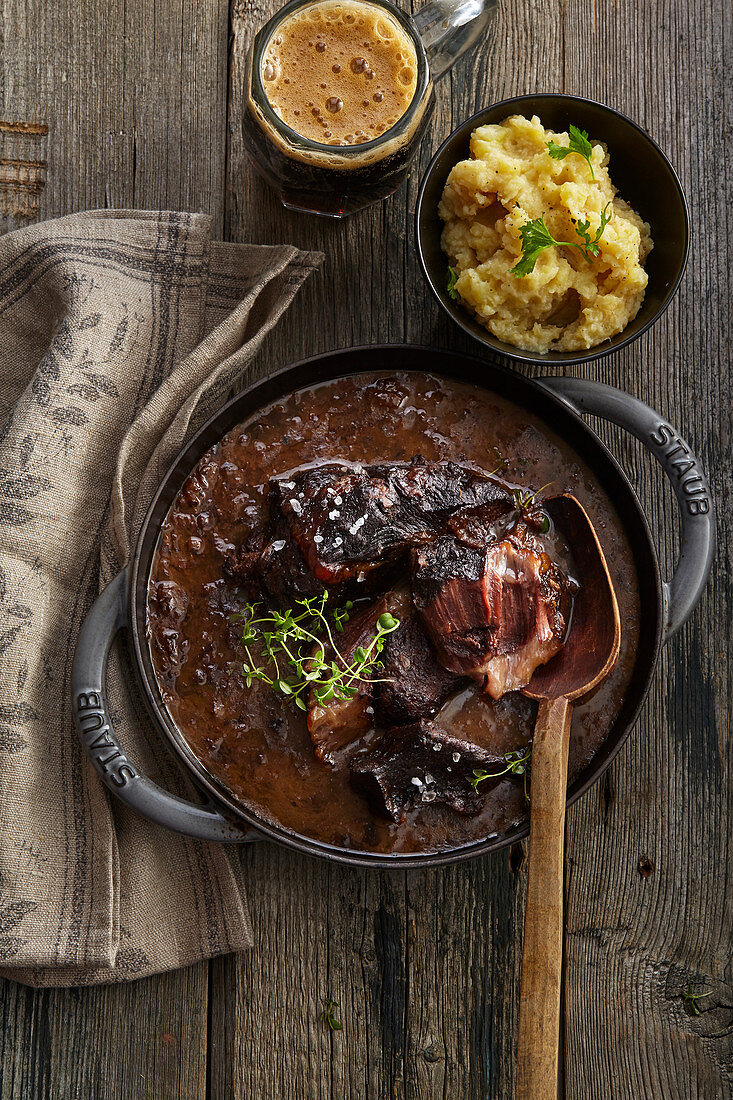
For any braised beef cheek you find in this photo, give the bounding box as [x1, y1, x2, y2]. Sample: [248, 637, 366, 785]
[231, 458, 514, 603]
[147, 372, 640, 855]
[307, 589, 411, 763]
[411, 523, 570, 699]
[376, 609, 464, 725]
[350, 721, 506, 822]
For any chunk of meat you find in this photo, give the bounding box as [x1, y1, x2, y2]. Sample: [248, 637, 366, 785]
[412, 529, 569, 699]
[411, 536, 488, 662]
[308, 692, 372, 762]
[307, 589, 411, 762]
[349, 720, 507, 822]
[224, 522, 324, 602]
[268, 458, 514, 591]
[481, 540, 567, 698]
[223, 528, 267, 589]
[376, 609, 465, 725]
[446, 499, 518, 548]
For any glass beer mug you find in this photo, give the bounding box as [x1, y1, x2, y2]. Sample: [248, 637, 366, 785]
[242, 0, 498, 216]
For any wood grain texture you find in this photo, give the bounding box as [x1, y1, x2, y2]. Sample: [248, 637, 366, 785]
[0, 964, 209, 1100]
[0, 1, 227, 1097]
[516, 697, 572, 1100]
[0, 0, 230, 230]
[560, 1, 733, 1097]
[2, 0, 732, 1097]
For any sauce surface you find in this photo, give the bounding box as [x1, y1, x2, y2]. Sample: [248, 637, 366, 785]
[148, 372, 640, 854]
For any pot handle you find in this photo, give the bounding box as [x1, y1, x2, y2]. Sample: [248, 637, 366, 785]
[537, 376, 715, 641]
[71, 568, 260, 842]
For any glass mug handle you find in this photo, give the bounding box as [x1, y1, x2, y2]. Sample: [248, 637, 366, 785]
[412, 0, 499, 79]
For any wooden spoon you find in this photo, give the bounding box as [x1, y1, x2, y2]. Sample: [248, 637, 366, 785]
[516, 494, 621, 1100]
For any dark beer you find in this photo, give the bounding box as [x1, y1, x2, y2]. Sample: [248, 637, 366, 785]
[243, 0, 434, 216]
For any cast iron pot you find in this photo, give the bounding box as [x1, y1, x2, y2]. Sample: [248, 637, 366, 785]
[71, 346, 714, 868]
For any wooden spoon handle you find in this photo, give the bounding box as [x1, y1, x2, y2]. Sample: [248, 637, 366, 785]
[516, 695, 572, 1100]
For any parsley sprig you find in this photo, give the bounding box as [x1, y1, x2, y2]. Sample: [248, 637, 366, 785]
[575, 203, 613, 259]
[510, 203, 612, 278]
[235, 593, 400, 712]
[470, 745, 532, 800]
[547, 125, 596, 179]
[447, 265, 462, 301]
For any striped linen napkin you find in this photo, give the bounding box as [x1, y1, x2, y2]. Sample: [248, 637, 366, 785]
[0, 209, 322, 986]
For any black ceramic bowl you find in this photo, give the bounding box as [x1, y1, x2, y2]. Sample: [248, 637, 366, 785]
[415, 93, 690, 366]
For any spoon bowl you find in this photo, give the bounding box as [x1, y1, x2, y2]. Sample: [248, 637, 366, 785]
[524, 493, 621, 701]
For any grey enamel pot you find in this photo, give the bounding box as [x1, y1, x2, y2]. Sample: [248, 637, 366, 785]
[71, 346, 714, 868]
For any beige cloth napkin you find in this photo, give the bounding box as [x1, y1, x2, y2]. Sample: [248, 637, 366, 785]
[0, 209, 322, 986]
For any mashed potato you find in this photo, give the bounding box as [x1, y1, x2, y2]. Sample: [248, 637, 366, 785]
[439, 114, 653, 353]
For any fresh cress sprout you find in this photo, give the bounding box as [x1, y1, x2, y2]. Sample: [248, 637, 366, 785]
[680, 989, 713, 1016]
[513, 483, 554, 513]
[546, 124, 597, 179]
[510, 204, 612, 278]
[234, 592, 400, 712]
[470, 745, 532, 801]
[513, 484, 553, 531]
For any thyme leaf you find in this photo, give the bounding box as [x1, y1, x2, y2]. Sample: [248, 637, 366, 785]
[320, 996, 343, 1031]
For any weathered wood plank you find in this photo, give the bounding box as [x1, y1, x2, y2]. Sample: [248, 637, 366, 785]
[209, 846, 334, 1100]
[211, 3, 568, 1099]
[0, 964, 209, 1100]
[560, 0, 732, 1095]
[0, 0, 229, 232]
[0, 1, 229, 1097]
[217, 8, 415, 1092]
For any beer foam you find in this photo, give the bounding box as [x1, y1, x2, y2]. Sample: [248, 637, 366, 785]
[263, 0, 418, 146]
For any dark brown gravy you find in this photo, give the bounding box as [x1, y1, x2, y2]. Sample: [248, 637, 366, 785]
[147, 372, 640, 854]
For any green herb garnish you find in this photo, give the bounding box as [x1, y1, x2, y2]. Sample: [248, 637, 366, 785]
[470, 745, 532, 801]
[573, 202, 613, 259]
[513, 483, 554, 512]
[236, 593, 400, 711]
[447, 265, 461, 301]
[546, 124, 596, 179]
[680, 989, 713, 1016]
[510, 218, 560, 277]
[320, 997, 343, 1031]
[510, 204, 612, 277]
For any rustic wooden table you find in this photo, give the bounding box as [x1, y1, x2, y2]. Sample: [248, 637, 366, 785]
[1, 1, 730, 1097]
